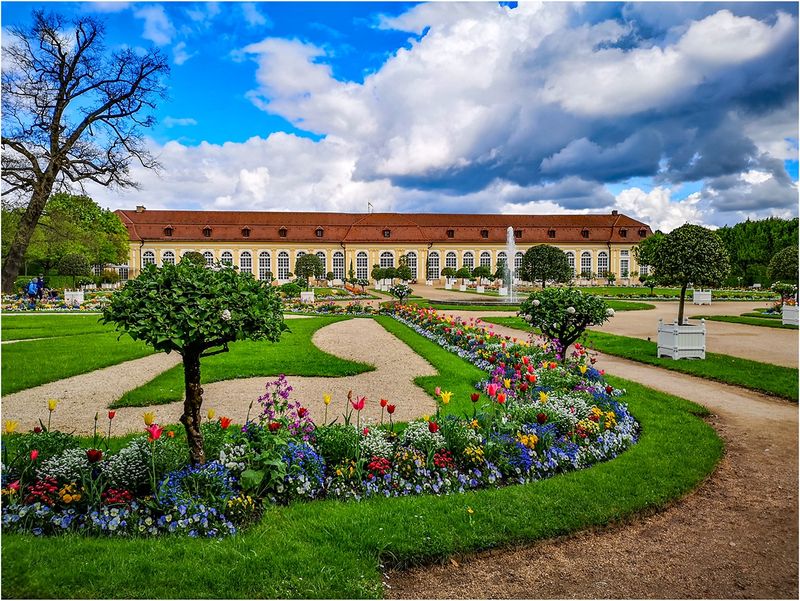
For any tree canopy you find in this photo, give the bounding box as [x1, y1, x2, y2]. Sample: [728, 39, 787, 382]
[518, 245, 573, 288]
[294, 254, 324, 288]
[716, 217, 798, 286]
[768, 246, 799, 287]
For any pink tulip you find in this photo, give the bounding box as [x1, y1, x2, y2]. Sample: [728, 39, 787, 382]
[486, 383, 499, 397]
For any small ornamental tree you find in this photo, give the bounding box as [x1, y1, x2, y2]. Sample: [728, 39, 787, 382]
[389, 283, 413, 304]
[294, 254, 324, 289]
[101, 261, 286, 464]
[57, 253, 90, 287]
[396, 263, 413, 282]
[768, 246, 799, 287]
[519, 288, 613, 360]
[326, 271, 335, 283]
[371, 265, 384, 283]
[348, 260, 355, 281]
[518, 245, 572, 288]
[472, 265, 492, 284]
[493, 260, 506, 283]
[442, 267, 456, 281]
[455, 267, 472, 285]
[384, 266, 397, 284]
[181, 251, 205, 266]
[606, 272, 616, 286]
[647, 224, 730, 324]
[639, 274, 658, 295]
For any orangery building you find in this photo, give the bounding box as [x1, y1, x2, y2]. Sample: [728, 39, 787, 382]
[114, 208, 653, 283]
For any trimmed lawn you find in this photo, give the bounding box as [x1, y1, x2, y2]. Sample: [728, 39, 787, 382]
[481, 317, 798, 401]
[1, 314, 113, 340]
[691, 315, 798, 330]
[742, 311, 782, 319]
[410, 299, 654, 313]
[1, 319, 722, 599]
[113, 316, 374, 407]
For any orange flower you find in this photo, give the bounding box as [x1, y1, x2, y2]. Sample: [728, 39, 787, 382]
[220, 417, 232, 429]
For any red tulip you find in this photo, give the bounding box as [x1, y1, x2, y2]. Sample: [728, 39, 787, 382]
[297, 407, 308, 419]
[268, 421, 282, 432]
[146, 424, 163, 442]
[520, 383, 528, 393]
[387, 404, 396, 415]
[362, 427, 370, 436]
[220, 417, 233, 429]
[428, 421, 439, 433]
[522, 356, 530, 366]
[107, 411, 116, 420]
[380, 399, 388, 408]
[33, 426, 42, 434]
[496, 393, 506, 405]
[470, 392, 480, 402]
[605, 386, 613, 394]
[9, 480, 19, 492]
[351, 396, 366, 411]
[486, 383, 499, 397]
[537, 412, 548, 424]
[86, 449, 103, 463]
[30, 450, 39, 461]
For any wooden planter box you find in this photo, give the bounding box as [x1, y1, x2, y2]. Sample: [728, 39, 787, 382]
[692, 290, 712, 305]
[657, 319, 706, 359]
[782, 305, 799, 326]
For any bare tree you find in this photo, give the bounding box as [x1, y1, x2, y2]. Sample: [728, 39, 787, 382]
[1, 11, 169, 291]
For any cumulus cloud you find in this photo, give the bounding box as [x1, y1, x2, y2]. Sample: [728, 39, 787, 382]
[242, 3, 271, 28]
[134, 4, 175, 46]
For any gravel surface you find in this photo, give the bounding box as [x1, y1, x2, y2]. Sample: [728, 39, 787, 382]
[1, 318, 437, 434]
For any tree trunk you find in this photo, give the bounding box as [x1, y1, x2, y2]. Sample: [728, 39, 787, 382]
[180, 348, 206, 465]
[2, 183, 54, 293]
[678, 283, 687, 325]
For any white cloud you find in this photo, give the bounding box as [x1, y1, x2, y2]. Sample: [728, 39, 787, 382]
[172, 41, 196, 66]
[613, 187, 710, 232]
[84, 2, 131, 14]
[186, 2, 220, 24]
[162, 116, 198, 128]
[242, 3, 271, 28]
[134, 5, 175, 46]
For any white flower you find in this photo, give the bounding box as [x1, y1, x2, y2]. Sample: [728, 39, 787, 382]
[606, 308, 615, 317]
[532, 299, 541, 307]
[566, 306, 576, 314]
[221, 309, 231, 321]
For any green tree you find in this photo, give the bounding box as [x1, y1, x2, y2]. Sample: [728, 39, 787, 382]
[442, 267, 456, 281]
[717, 217, 798, 285]
[472, 265, 492, 284]
[383, 266, 397, 284]
[294, 254, 324, 289]
[647, 224, 730, 324]
[493, 260, 506, 282]
[56, 253, 90, 287]
[518, 245, 572, 288]
[326, 271, 335, 283]
[768, 246, 799, 287]
[389, 283, 413, 304]
[455, 267, 472, 285]
[102, 261, 286, 464]
[639, 274, 658, 295]
[519, 288, 612, 360]
[348, 260, 355, 281]
[181, 251, 206, 266]
[396, 257, 413, 282]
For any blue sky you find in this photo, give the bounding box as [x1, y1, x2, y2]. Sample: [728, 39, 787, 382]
[2, 1, 798, 231]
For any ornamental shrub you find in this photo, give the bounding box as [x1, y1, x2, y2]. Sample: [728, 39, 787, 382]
[314, 425, 359, 466]
[389, 283, 413, 304]
[768, 246, 799, 288]
[519, 245, 572, 288]
[518, 288, 612, 357]
[280, 282, 301, 298]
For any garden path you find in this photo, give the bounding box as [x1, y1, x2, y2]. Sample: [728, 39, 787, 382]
[1, 318, 438, 435]
[388, 320, 799, 599]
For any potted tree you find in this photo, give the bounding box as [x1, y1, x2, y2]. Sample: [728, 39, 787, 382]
[640, 224, 730, 359]
[442, 267, 456, 289]
[455, 267, 472, 291]
[494, 260, 508, 296]
[768, 246, 799, 326]
[295, 254, 324, 303]
[471, 265, 492, 293]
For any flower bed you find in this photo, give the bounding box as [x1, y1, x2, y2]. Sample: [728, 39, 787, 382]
[2, 291, 113, 312]
[2, 307, 638, 539]
[283, 299, 380, 316]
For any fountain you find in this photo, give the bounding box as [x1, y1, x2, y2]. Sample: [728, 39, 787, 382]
[505, 226, 516, 304]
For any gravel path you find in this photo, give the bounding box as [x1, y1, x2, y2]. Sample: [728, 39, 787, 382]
[1, 318, 437, 435]
[387, 319, 799, 599]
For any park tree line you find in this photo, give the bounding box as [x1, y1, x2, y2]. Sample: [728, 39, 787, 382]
[715, 217, 798, 287]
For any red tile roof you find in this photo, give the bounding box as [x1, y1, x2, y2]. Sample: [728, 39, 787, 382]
[116, 210, 651, 244]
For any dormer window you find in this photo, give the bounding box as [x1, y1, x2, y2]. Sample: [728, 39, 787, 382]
[581, 228, 590, 239]
[548, 229, 556, 239]
[383, 229, 391, 238]
[619, 228, 628, 238]
[242, 226, 251, 238]
[480, 229, 489, 239]
[279, 227, 287, 238]
[316, 227, 324, 238]
[446, 229, 455, 238]
[164, 226, 173, 237]
[514, 229, 522, 239]
[202, 226, 212, 238]
[638, 228, 647, 238]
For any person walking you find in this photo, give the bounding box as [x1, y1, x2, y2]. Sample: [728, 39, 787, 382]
[36, 275, 45, 300]
[26, 279, 38, 309]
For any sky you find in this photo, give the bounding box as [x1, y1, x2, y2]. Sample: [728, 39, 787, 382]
[2, 0, 798, 232]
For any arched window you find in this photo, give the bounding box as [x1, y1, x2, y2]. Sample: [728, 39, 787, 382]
[203, 251, 214, 267]
[514, 251, 523, 272]
[480, 251, 491, 268]
[142, 250, 155, 267]
[597, 251, 609, 276]
[332, 251, 345, 280]
[565, 251, 575, 276]
[497, 251, 507, 273]
[356, 252, 368, 279]
[463, 251, 474, 270]
[221, 251, 233, 266]
[315, 251, 327, 271]
[380, 251, 394, 269]
[258, 251, 271, 280]
[240, 251, 252, 274]
[277, 251, 289, 280]
[162, 251, 175, 266]
[445, 251, 457, 269]
[427, 251, 440, 280]
[580, 251, 592, 276]
[405, 252, 417, 279]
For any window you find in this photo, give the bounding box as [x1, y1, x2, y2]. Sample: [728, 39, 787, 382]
[581, 229, 589, 239]
[162, 251, 175, 266]
[259, 251, 272, 280]
[406, 252, 417, 279]
[445, 251, 457, 269]
[514, 251, 523, 273]
[93, 264, 103, 276]
[480, 229, 489, 239]
[619, 228, 627, 238]
[514, 230, 522, 239]
[315, 228, 324, 238]
[640, 264, 649, 276]
[620, 257, 630, 276]
[480, 251, 491, 268]
[332, 251, 345, 280]
[356, 251, 368, 279]
[221, 251, 233, 267]
[279, 227, 287, 238]
[203, 251, 214, 266]
[427, 251, 440, 280]
[316, 251, 326, 271]
[142, 250, 155, 267]
[580, 251, 592, 275]
[203, 227, 212, 238]
[597, 251, 608, 276]
[383, 229, 391, 238]
[277, 251, 289, 279]
[463, 251, 474, 270]
[548, 229, 556, 239]
[242, 227, 251, 238]
[240, 251, 252, 274]
[164, 226, 173, 237]
[497, 251, 507, 272]
[380, 251, 394, 269]
[118, 266, 129, 281]
[565, 252, 575, 276]
[638, 228, 647, 238]
[446, 229, 454, 238]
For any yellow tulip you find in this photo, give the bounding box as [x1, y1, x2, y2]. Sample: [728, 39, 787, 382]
[4, 420, 18, 434]
[47, 399, 58, 412]
[323, 393, 332, 406]
[143, 412, 156, 426]
[503, 378, 511, 389]
[207, 408, 216, 420]
[579, 365, 588, 375]
[440, 391, 452, 405]
[539, 391, 549, 404]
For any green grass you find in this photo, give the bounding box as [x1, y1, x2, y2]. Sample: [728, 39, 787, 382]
[435, 284, 777, 300]
[114, 316, 374, 408]
[1, 318, 723, 599]
[690, 315, 798, 330]
[481, 317, 798, 401]
[410, 299, 654, 313]
[1, 314, 114, 340]
[742, 311, 781, 319]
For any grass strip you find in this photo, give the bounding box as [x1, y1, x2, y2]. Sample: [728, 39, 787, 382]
[1, 314, 113, 340]
[2, 320, 722, 599]
[113, 316, 374, 408]
[411, 299, 653, 313]
[691, 315, 797, 329]
[481, 316, 798, 401]
[741, 311, 781, 319]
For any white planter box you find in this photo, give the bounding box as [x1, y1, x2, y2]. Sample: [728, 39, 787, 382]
[499, 287, 508, 296]
[459, 284, 467, 292]
[476, 285, 485, 293]
[425, 280, 433, 286]
[782, 305, 798, 326]
[300, 291, 315, 304]
[445, 282, 453, 290]
[657, 319, 706, 360]
[692, 290, 712, 305]
[64, 290, 85, 307]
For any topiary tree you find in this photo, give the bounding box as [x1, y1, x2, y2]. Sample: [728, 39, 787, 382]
[455, 266, 472, 285]
[518, 245, 572, 288]
[348, 260, 355, 281]
[472, 265, 492, 285]
[326, 271, 335, 283]
[646, 224, 730, 324]
[101, 262, 286, 464]
[518, 288, 613, 360]
[389, 283, 413, 304]
[383, 266, 397, 284]
[371, 265, 384, 283]
[180, 251, 206, 266]
[639, 273, 657, 295]
[57, 253, 90, 287]
[442, 267, 456, 282]
[294, 254, 324, 289]
[606, 272, 616, 286]
[493, 260, 506, 283]
[768, 246, 799, 287]
[396, 263, 413, 282]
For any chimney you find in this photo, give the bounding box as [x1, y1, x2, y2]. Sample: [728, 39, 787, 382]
[136, 205, 146, 213]
[611, 210, 618, 216]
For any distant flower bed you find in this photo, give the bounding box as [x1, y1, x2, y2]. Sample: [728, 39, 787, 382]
[284, 300, 380, 316]
[1, 293, 112, 312]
